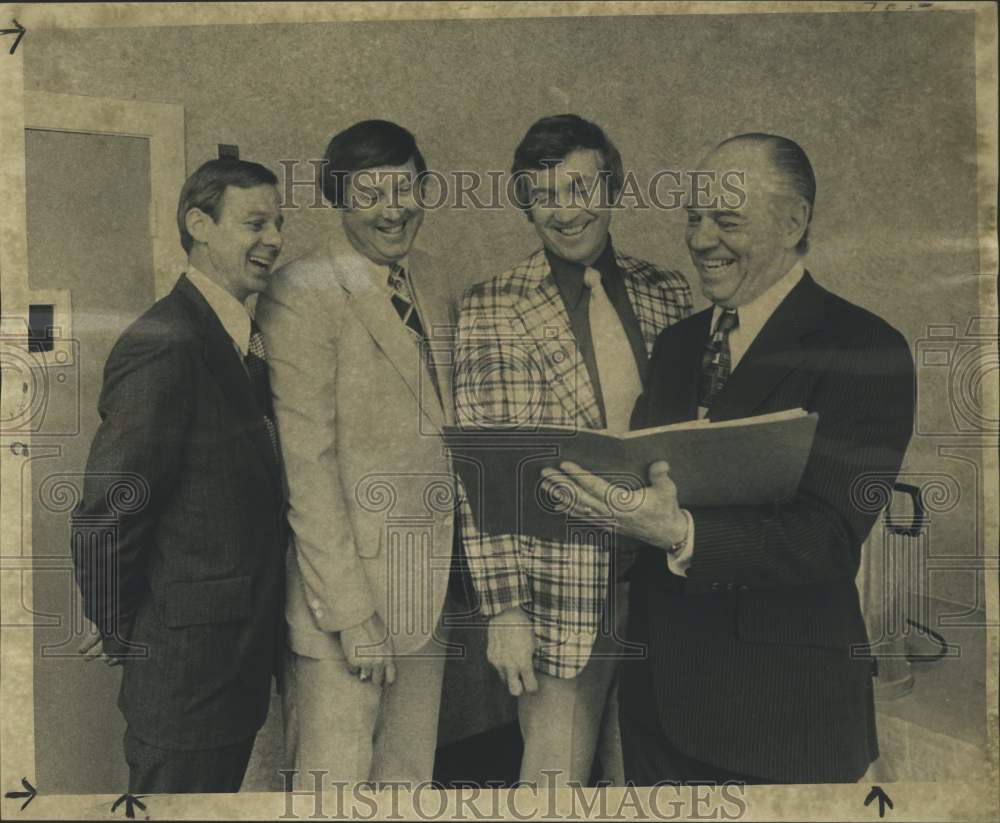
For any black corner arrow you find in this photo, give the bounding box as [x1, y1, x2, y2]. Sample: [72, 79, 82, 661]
[111, 793, 147, 819]
[1, 19, 26, 55]
[864, 785, 893, 818]
[4, 777, 38, 811]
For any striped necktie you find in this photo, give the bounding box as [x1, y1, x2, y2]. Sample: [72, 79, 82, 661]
[697, 308, 739, 418]
[387, 263, 426, 340]
[245, 322, 281, 464]
[387, 263, 441, 402]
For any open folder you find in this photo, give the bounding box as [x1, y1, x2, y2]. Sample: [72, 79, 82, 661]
[443, 409, 818, 541]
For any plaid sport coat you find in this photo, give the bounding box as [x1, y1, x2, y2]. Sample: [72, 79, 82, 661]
[454, 247, 692, 677]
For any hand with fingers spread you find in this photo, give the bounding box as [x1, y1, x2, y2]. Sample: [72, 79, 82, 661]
[487, 605, 539, 697]
[540, 459, 689, 550]
[340, 613, 397, 687]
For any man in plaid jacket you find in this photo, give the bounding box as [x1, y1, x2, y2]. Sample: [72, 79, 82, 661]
[454, 115, 692, 786]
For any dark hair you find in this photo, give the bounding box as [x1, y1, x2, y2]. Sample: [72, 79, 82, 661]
[176, 159, 278, 253]
[721, 132, 816, 254]
[511, 114, 624, 213]
[320, 120, 427, 208]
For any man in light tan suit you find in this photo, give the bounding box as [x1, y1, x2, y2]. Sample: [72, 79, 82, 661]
[256, 120, 457, 783]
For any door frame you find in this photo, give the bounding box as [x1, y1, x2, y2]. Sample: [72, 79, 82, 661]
[0, 69, 185, 788]
[24, 91, 187, 300]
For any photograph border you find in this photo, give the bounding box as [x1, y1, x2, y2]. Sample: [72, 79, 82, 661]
[1, 2, 997, 820]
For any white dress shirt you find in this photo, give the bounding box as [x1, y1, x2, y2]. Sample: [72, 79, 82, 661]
[710, 260, 805, 373]
[668, 260, 805, 576]
[186, 267, 253, 359]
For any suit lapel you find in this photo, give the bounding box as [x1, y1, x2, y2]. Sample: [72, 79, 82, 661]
[406, 250, 455, 425]
[173, 276, 281, 489]
[332, 244, 447, 432]
[708, 272, 826, 421]
[621, 266, 664, 356]
[512, 253, 602, 429]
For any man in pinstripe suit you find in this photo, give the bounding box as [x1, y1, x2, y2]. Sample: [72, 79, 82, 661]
[453, 114, 692, 787]
[72, 159, 288, 793]
[545, 134, 916, 783]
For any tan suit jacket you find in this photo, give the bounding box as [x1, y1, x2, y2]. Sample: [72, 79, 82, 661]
[256, 225, 457, 658]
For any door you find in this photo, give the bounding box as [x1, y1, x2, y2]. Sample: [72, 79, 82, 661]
[26, 127, 156, 795]
[1, 92, 185, 795]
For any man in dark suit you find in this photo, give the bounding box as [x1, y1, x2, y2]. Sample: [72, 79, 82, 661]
[72, 158, 287, 793]
[540, 133, 915, 784]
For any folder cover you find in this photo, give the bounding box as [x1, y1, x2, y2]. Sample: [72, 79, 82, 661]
[444, 409, 818, 541]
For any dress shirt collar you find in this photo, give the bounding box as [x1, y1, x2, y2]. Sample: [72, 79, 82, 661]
[547, 233, 618, 311]
[329, 219, 411, 293]
[711, 259, 805, 338]
[185, 266, 253, 356]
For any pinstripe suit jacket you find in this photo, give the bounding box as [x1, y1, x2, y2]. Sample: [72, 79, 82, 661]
[626, 272, 916, 782]
[72, 275, 288, 750]
[454, 247, 692, 677]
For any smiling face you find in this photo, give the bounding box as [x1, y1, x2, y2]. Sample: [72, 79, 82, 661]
[685, 142, 805, 308]
[187, 183, 284, 302]
[525, 148, 612, 266]
[340, 159, 424, 265]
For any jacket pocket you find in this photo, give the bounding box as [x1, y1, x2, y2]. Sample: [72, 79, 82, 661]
[735, 589, 857, 651]
[161, 576, 253, 627]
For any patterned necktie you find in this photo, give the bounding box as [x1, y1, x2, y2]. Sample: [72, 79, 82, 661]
[387, 263, 441, 402]
[583, 267, 643, 433]
[697, 308, 739, 418]
[387, 263, 427, 340]
[245, 322, 281, 464]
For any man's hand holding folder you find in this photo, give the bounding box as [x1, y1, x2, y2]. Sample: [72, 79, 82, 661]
[539, 460, 688, 551]
[444, 408, 818, 544]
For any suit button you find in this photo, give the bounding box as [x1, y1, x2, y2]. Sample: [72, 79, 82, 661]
[314, 608, 324, 619]
[725, 582, 736, 592]
[739, 584, 750, 591]
[710, 582, 721, 592]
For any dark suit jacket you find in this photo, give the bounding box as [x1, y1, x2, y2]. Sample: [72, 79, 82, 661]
[627, 272, 915, 783]
[72, 274, 287, 750]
